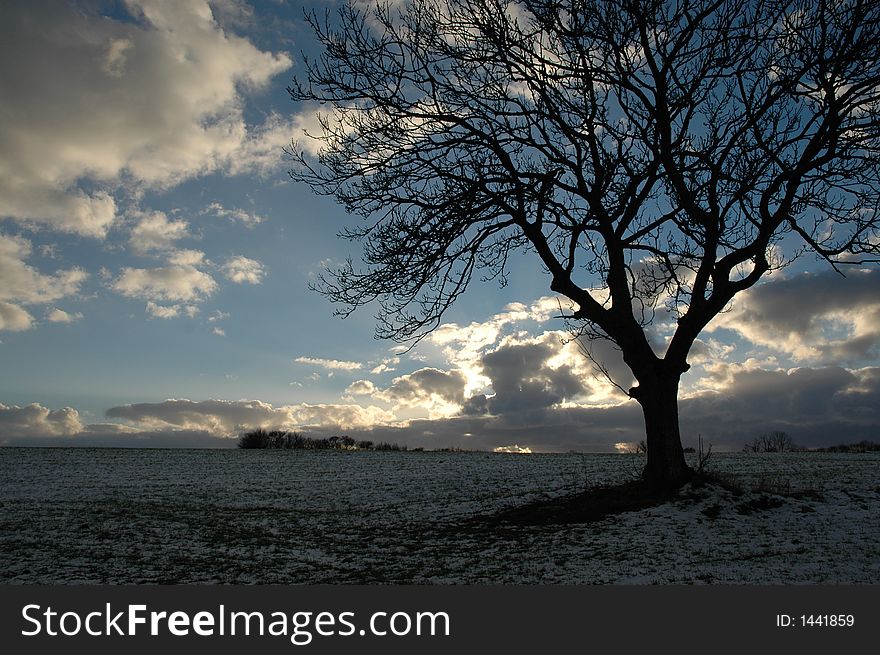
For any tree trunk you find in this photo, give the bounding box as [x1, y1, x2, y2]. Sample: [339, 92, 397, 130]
[634, 372, 692, 489]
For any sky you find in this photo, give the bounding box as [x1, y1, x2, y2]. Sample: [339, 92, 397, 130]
[1, 0, 879, 452]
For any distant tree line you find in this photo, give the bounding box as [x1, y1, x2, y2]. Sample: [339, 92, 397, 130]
[743, 432, 880, 453]
[237, 429, 406, 451]
[814, 440, 880, 453]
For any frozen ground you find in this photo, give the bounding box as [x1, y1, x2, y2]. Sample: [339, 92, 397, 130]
[0, 448, 877, 584]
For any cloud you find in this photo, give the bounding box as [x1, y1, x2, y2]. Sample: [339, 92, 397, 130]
[286, 403, 395, 430]
[46, 308, 83, 323]
[145, 301, 199, 319]
[0, 233, 88, 330]
[105, 398, 394, 435]
[9, 360, 880, 450]
[203, 202, 264, 226]
[294, 356, 363, 371]
[0, 301, 33, 331]
[212, 327, 226, 336]
[128, 211, 192, 254]
[370, 356, 400, 375]
[373, 367, 467, 417]
[0, 403, 83, 439]
[226, 112, 299, 176]
[113, 261, 217, 304]
[298, 365, 880, 452]
[222, 255, 266, 284]
[0, 426, 234, 449]
[0, 0, 293, 238]
[479, 336, 590, 416]
[493, 444, 533, 453]
[708, 269, 880, 364]
[106, 398, 290, 434]
[345, 380, 377, 396]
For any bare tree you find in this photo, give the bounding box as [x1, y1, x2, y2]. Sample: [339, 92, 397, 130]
[288, 0, 880, 487]
[743, 430, 795, 452]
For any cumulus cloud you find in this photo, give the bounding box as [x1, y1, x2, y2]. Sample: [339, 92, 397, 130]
[373, 368, 468, 417]
[46, 308, 83, 323]
[428, 297, 564, 395]
[345, 380, 377, 396]
[222, 255, 266, 284]
[0, 233, 88, 330]
[106, 398, 290, 434]
[145, 301, 199, 320]
[105, 398, 395, 435]
[0, 301, 33, 331]
[708, 269, 880, 364]
[370, 356, 400, 375]
[203, 202, 264, 226]
[0, 0, 293, 238]
[296, 364, 880, 452]
[9, 360, 880, 450]
[294, 356, 363, 371]
[0, 403, 83, 439]
[128, 211, 192, 254]
[113, 261, 217, 304]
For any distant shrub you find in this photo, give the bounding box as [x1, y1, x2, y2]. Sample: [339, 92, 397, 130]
[238, 428, 270, 449]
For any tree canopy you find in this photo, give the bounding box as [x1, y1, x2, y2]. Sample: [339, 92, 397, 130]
[289, 0, 880, 485]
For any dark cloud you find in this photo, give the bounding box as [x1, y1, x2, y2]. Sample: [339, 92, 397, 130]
[710, 269, 880, 364]
[299, 366, 880, 452]
[105, 399, 295, 434]
[1, 429, 234, 449]
[481, 340, 587, 416]
[381, 367, 467, 406]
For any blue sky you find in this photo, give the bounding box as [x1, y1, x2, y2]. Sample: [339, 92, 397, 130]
[1, 0, 879, 452]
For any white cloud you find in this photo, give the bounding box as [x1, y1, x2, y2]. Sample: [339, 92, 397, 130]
[0, 233, 88, 330]
[145, 301, 184, 319]
[203, 202, 264, 226]
[0, 301, 33, 331]
[294, 356, 363, 371]
[345, 380, 377, 396]
[493, 444, 533, 453]
[287, 403, 396, 429]
[46, 308, 83, 324]
[0, 403, 83, 439]
[222, 255, 266, 284]
[370, 356, 400, 374]
[226, 112, 299, 176]
[129, 211, 192, 254]
[0, 234, 89, 305]
[105, 398, 395, 435]
[167, 249, 208, 267]
[0, 0, 293, 238]
[373, 367, 468, 418]
[113, 263, 217, 303]
[212, 327, 226, 337]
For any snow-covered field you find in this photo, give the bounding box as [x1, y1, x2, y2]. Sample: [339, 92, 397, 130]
[0, 448, 877, 584]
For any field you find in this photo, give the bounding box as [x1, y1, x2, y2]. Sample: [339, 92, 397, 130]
[0, 448, 877, 584]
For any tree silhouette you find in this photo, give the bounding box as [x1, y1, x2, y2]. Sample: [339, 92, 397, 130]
[289, 0, 880, 487]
